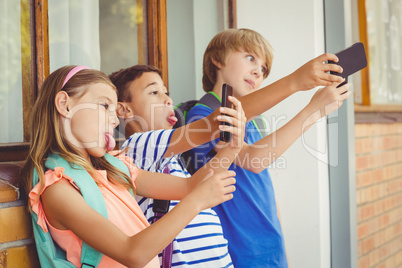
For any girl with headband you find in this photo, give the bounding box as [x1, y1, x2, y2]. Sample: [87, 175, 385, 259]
[22, 65, 241, 267]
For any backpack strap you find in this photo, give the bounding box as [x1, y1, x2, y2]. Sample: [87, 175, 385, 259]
[173, 92, 221, 129]
[178, 92, 221, 175]
[103, 153, 134, 196]
[195, 91, 221, 111]
[45, 153, 109, 219]
[32, 153, 131, 267]
[152, 166, 173, 268]
[199, 93, 267, 138]
[32, 168, 76, 267]
[173, 100, 199, 128]
[251, 115, 268, 138]
[199, 92, 269, 138]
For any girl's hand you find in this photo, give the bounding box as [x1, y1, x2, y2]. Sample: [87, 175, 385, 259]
[186, 170, 236, 211]
[217, 96, 247, 152]
[288, 53, 345, 91]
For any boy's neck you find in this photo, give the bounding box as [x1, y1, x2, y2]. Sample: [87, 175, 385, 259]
[124, 121, 143, 138]
[211, 82, 224, 99]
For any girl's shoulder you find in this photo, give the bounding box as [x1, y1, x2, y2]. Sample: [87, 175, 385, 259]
[30, 168, 78, 232]
[108, 151, 140, 182]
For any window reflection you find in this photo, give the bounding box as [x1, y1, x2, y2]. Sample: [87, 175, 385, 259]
[166, 0, 229, 104]
[0, 0, 24, 143]
[48, 0, 147, 75]
[366, 0, 402, 104]
[100, 0, 148, 75]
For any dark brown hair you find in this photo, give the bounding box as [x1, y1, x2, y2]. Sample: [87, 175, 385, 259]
[109, 65, 162, 102]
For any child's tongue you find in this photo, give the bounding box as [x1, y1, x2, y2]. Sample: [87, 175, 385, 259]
[105, 133, 116, 151]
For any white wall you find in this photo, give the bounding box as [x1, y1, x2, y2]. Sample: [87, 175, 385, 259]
[167, 0, 340, 266]
[236, 1, 331, 267]
[167, 0, 225, 105]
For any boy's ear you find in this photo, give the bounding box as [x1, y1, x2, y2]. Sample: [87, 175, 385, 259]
[116, 102, 134, 119]
[55, 91, 71, 118]
[211, 57, 222, 69]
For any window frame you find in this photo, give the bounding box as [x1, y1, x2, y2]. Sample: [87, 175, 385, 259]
[0, 0, 237, 162]
[355, 0, 402, 122]
[0, 0, 39, 162]
[148, 0, 169, 84]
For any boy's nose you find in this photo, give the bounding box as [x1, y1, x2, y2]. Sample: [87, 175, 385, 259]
[165, 96, 173, 107]
[253, 67, 262, 77]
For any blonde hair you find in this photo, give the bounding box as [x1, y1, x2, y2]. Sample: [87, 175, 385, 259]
[202, 28, 274, 92]
[22, 66, 135, 203]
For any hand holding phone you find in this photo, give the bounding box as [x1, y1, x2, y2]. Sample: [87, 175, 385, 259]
[220, 84, 233, 142]
[328, 42, 368, 88]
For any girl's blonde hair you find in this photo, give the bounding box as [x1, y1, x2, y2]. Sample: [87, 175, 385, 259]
[202, 28, 274, 92]
[22, 66, 134, 202]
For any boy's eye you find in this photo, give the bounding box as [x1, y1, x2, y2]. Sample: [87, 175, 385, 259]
[246, 55, 254, 61]
[165, 92, 169, 96]
[150, 91, 158, 95]
[100, 103, 109, 110]
[261, 66, 267, 73]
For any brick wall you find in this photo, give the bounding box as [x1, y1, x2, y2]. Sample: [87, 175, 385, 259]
[355, 123, 402, 268]
[0, 163, 39, 268]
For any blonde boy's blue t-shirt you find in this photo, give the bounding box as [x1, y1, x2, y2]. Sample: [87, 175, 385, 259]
[186, 100, 288, 268]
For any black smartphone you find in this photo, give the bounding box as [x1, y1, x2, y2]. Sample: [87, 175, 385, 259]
[328, 42, 368, 88]
[220, 84, 233, 142]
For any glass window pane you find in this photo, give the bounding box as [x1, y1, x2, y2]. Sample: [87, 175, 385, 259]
[48, 0, 102, 71]
[166, 0, 229, 104]
[100, 0, 148, 75]
[366, 0, 402, 104]
[48, 0, 148, 75]
[0, 0, 24, 143]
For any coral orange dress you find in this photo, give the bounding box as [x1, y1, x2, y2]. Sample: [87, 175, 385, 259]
[29, 156, 159, 268]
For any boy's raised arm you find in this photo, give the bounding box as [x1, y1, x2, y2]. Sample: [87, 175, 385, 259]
[154, 54, 341, 159]
[233, 82, 351, 173]
[240, 53, 344, 119]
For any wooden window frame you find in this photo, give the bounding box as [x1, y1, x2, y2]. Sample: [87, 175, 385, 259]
[0, 0, 44, 162]
[147, 0, 168, 85]
[0, 0, 237, 162]
[355, 0, 402, 123]
[228, 0, 237, 28]
[146, 0, 238, 84]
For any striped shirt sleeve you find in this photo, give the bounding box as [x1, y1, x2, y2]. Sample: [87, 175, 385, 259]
[121, 129, 175, 172]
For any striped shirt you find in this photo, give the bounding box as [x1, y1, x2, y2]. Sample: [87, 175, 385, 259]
[121, 129, 233, 268]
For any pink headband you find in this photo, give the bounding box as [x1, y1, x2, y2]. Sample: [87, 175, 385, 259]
[62, 65, 90, 88]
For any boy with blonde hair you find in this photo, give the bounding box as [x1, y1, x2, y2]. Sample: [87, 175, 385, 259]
[186, 28, 350, 267]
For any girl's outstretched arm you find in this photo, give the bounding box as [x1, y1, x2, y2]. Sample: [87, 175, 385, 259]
[136, 96, 245, 200]
[163, 96, 244, 158]
[41, 170, 235, 267]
